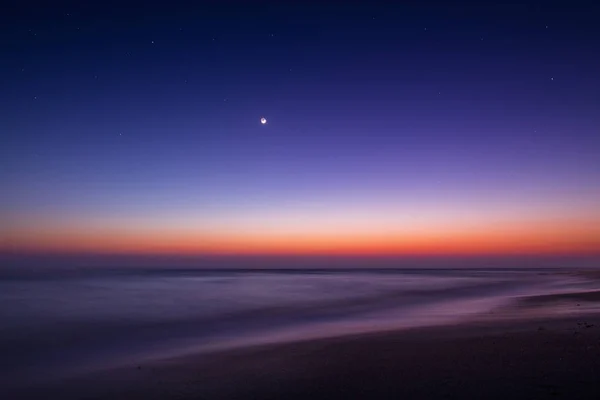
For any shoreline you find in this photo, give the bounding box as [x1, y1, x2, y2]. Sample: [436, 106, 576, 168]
[8, 312, 600, 399]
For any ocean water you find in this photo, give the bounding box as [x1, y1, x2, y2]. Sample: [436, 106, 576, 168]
[0, 268, 598, 385]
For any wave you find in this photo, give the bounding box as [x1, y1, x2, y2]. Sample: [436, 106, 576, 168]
[1, 268, 599, 385]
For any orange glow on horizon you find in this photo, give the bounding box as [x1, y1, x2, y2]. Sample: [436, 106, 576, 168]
[3, 219, 599, 257]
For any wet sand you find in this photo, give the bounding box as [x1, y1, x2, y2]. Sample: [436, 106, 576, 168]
[7, 313, 600, 400]
[519, 289, 600, 304]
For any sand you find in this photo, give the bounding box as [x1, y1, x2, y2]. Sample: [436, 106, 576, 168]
[6, 313, 600, 400]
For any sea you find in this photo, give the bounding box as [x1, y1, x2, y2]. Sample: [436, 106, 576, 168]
[1, 267, 599, 387]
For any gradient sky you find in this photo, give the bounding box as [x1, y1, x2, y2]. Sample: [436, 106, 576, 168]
[1, 2, 599, 259]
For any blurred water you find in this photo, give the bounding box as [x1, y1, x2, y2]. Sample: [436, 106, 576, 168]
[0, 268, 597, 384]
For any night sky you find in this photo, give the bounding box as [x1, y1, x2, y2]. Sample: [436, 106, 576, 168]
[2, 2, 599, 258]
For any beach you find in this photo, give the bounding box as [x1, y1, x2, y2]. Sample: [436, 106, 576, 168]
[8, 313, 600, 399]
[2, 268, 600, 399]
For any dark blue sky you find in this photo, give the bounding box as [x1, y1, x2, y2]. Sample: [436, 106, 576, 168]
[1, 1, 599, 257]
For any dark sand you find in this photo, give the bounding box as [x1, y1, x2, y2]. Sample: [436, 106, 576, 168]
[6, 314, 600, 400]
